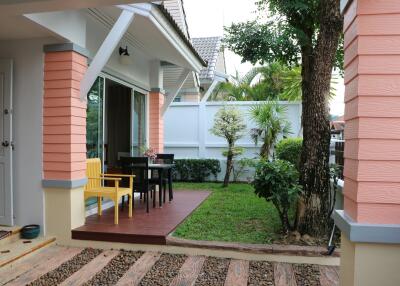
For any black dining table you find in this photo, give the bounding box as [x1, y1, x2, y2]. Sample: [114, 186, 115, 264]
[130, 163, 174, 207]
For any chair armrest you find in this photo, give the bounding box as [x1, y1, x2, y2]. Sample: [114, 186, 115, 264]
[102, 173, 136, 178]
[87, 176, 122, 181]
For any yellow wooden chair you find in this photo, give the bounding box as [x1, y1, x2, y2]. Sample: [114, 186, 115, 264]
[84, 158, 134, 224]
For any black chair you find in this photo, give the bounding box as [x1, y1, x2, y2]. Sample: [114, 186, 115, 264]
[152, 153, 174, 203]
[120, 157, 156, 213]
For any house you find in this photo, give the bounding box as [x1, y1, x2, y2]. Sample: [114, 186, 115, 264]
[330, 115, 345, 140]
[174, 36, 228, 102]
[0, 0, 206, 242]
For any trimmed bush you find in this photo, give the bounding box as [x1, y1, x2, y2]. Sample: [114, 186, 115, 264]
[173, 159, 221, 182]
[252, 159, 301, 233]
[275, 137, 303, 171]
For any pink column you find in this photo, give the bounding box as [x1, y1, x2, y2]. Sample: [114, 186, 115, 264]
[43, 48, 88, 184]
[149, 91, 164, 153]
[343, 0, 400, 225]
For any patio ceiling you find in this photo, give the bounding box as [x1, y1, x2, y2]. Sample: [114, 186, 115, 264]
[0, 0, 151, 15]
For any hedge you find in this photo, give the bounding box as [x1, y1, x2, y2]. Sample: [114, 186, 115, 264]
[173, 159, 221, 182]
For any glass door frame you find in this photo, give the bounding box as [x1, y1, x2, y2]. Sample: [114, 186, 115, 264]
[98, 72, 149, 159]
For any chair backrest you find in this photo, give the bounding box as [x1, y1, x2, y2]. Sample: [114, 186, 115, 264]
[120, 157, 149, 187]
[86, 158, 102, 191]
[155, 153, 174, 164]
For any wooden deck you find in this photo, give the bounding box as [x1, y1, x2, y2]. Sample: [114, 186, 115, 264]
[72, 190, 210, 245]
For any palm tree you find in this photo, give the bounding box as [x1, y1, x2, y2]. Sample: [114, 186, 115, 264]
[250, 102, 291, 159]
[210, 70, 251, 101]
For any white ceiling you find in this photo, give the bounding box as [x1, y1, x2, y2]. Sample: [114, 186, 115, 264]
[0, 14, 53, 40]
[0, 0, 151, 15]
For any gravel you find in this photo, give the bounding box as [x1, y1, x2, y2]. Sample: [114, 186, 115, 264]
[83, 250, 143, 286]
[139, 253, 187, 286]
[248, 261, 275, 286]
[28, 248, 102, 286]
[294, 264, 321, 286]
[194, 257, 230, 286]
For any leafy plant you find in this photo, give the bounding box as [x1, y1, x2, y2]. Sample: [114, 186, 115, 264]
[250, 102, 291, 159]
[210, 106, 247, 187]
[253, 160, 302, 233]
[275, 138, 303, 171]
[232, 158, 257, 182]
[173, 159, 221, 182]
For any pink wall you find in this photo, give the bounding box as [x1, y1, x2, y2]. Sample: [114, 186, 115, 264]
[343, 0, 400, 224]
[148, 91, 164, 153]
[43, 51, 88, 181]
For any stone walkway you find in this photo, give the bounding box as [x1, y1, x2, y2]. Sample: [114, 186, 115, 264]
[0, 245, 339, 286]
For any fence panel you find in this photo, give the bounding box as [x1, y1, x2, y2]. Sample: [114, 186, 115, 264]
[164, 101, 303, 181]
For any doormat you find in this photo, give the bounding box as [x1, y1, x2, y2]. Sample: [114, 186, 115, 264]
[0, 230, 11, 240]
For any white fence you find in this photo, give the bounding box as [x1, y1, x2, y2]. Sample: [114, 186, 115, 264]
[164, 101, 302, 181]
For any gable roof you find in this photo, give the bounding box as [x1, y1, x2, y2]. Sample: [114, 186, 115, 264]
[192, 36, 222, 80]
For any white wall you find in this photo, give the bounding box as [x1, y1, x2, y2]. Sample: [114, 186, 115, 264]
[0, 37, 60, 228]
[164, 101, 302, 181]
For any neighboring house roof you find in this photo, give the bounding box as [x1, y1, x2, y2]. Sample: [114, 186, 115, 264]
[192, 36, 223, 81]
[331, 121, 345, 131]
[155, 3, 206, 67]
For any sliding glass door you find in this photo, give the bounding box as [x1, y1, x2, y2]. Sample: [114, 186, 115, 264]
[131, 91, 147, 156]
[86, 77, 104, 161]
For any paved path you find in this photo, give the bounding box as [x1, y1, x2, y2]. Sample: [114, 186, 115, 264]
[1, 245, 339, 285]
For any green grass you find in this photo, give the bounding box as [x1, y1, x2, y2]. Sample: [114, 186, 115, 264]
[172, 182, 282, 244]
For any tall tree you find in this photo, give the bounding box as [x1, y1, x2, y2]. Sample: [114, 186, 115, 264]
[210, 106, 247, 187]
[225, 0, 343, 236]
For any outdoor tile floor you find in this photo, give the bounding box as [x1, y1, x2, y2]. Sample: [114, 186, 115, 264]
[0, 245, 339, 286]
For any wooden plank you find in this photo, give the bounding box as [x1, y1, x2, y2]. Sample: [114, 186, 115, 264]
[169, 256, 206, 286]
[4, 247, 82, 286]
[59, 249, 119, 286]
[319, 266, 339, 286]
[116, 252, 161, 286]
[0, 246, 62, 285]
[224, 259, 249, 286]
[0, 236, 56, 268]
[274, 263, 297, 286]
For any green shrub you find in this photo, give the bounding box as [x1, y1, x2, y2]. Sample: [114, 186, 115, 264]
[275, 137, 303, 171]
[173, 159, 221, 182]
[252, 159, 301, 233]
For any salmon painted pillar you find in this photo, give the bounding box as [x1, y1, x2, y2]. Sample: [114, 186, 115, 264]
[42, 43, 88, 242]
[148, 60, 164, 153]
[334, 1, 400, 285]
[149, 90, 164, 153]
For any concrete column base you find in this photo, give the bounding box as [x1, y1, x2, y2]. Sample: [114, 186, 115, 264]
[340, 234, 400, 286]
[44, 187, 85, 244]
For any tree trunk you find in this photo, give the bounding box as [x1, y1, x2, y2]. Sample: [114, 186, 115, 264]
[223, 143, 234, 187]
[298, 0, 343, 236]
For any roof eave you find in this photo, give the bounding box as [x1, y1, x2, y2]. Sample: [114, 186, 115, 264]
[118, 3, 206, 72]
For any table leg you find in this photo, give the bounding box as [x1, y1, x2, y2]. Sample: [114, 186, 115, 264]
[168, 169, 173, 201]
[158, 170, 163, 207]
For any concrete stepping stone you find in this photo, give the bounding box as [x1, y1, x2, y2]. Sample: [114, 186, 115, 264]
[116, 252, 161, 286]
[60, 249, 119, 286]
[319, 265, 339, 286]
[170, 255, 206, 286]
[274, 263, 297, 286]
[224, 259, 249, 286]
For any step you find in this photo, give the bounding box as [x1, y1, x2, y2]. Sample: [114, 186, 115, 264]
[0, 235, 56, 268]
[0, 226, 21, 243]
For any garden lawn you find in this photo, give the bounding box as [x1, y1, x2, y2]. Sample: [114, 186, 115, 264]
[172, 182, 282, 244]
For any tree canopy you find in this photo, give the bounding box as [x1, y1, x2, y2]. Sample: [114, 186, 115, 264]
[224, 0, 343, 73]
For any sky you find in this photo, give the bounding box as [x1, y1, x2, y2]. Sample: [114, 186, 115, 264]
[184, 0, 345, 116]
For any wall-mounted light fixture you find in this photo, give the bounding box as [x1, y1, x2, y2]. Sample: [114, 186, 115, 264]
[119, 46, 130, 56]
[119, 45, 132, 65]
